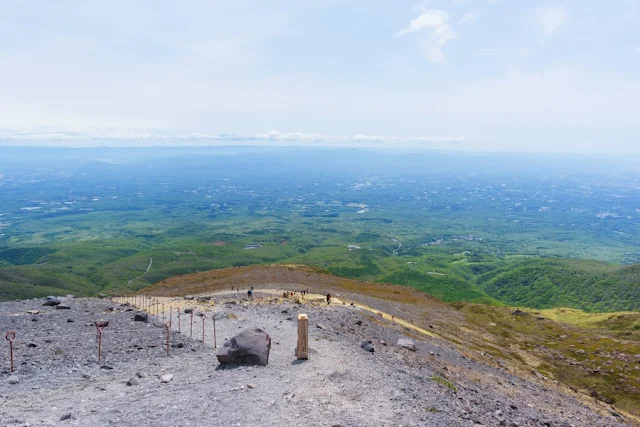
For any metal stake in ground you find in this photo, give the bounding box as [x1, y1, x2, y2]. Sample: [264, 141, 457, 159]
[178, 305, 181, 333]
[5, 331, 16, 372]
[212, 316, 217, 348]
[164, 321, 171, 357]
[162, 302, 165, 324]
[190, 310, 194, 338]
[201, 313, 207, 342]
[96, 322, 107, 363]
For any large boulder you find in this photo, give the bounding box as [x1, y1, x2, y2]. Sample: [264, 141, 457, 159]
[217, 328, 271, 366]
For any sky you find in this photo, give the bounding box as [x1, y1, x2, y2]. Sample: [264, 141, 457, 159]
[0, 0, 639, 153]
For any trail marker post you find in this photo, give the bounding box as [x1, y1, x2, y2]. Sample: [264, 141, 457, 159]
[212, 316, 217, 348]
[5, 331, 16, 372]
[96, 322, 107, 363]
[178, 305, 181, 333]
[162, 302, 165, 324]
[296, 314, 309, 360]
[190, 311, 193, 338]
[164, 322, 171, 357]
[201, 313, 207, 342]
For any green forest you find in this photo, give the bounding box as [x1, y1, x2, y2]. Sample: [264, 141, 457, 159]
[0, 146, 638, 312]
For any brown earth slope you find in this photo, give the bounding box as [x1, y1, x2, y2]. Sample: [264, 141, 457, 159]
[142, 264, 640, 422]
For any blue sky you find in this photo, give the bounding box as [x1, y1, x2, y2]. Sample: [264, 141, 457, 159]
[0, 0, 639, 153]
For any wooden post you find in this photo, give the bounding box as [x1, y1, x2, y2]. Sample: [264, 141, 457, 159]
[296, 313, 309, 360]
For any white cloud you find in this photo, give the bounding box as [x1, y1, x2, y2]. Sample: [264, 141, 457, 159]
[636, 46, 640, 53]
[457, 13, 477, 25]
[0, 128, 464, 147]
[396, 9, 458, 45]
[532, 6, 566, 40]
[396, 8, 458, 63]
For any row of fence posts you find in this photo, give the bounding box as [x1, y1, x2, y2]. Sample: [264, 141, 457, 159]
[109, 293, 218, 350]
[4, 293, 218, 372]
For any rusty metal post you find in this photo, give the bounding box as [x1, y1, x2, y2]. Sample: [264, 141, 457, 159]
[164, 322, 171, 357]
[201, 314, 207, 342]
[96, 323, 106, 363]
[162, 302, 165, 324]
[169, 306, 172, 327]
[178, 305, 181, 333]
[190, 310, 193, 338]
[5, 331, 16, 372]
[212, 316, 217, 348]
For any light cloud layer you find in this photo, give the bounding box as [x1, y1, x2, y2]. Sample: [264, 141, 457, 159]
[0, 128, 464, 147]
[0, 1, 638, 154]
[457, 13, 478, 25]
[532, 6, 566, 40]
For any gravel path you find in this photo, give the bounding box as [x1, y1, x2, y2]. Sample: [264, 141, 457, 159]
[0, 295, 629, 427]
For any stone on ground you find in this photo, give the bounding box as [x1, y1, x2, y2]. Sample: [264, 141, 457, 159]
[134, 313, 149, 322]
[360, 341, 375, 353]
[397, 338, 416, 351]
[217, 327, 271, 366]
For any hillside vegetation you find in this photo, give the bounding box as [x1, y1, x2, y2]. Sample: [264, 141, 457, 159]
[477, 259, 640, 312]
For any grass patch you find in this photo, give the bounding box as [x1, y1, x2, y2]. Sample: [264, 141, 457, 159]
[431, 375, 457, 392]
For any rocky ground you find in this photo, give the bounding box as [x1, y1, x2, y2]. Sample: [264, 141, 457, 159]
[0, 294, 630, 427]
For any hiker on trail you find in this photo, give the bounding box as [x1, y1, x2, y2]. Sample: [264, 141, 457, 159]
[326, 293, 331, 305]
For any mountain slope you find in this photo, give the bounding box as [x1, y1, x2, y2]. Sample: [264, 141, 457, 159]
[141, 264, 640, 419]
[476, 259, 640, 312]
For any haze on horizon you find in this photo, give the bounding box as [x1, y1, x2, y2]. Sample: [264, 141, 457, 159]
[1, 0, 639, 154]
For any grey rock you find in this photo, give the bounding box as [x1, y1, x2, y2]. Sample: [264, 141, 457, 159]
[184, 295, 195, 300]
[360, 341, 375, 353]
[60, 413, 72, 421]
[56, 305, 71, 310]
[42, 299, 61, 306]
[160, 374, 174, 383]
[25, 310, 39, 314]
[217, 328, 271, 366]
[397, 338, 416, 351]
[126, 378, 138, 386]
[134, 313, 149, 322]
[511, 309, 528, 316]
[316, 323, 327, 330]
